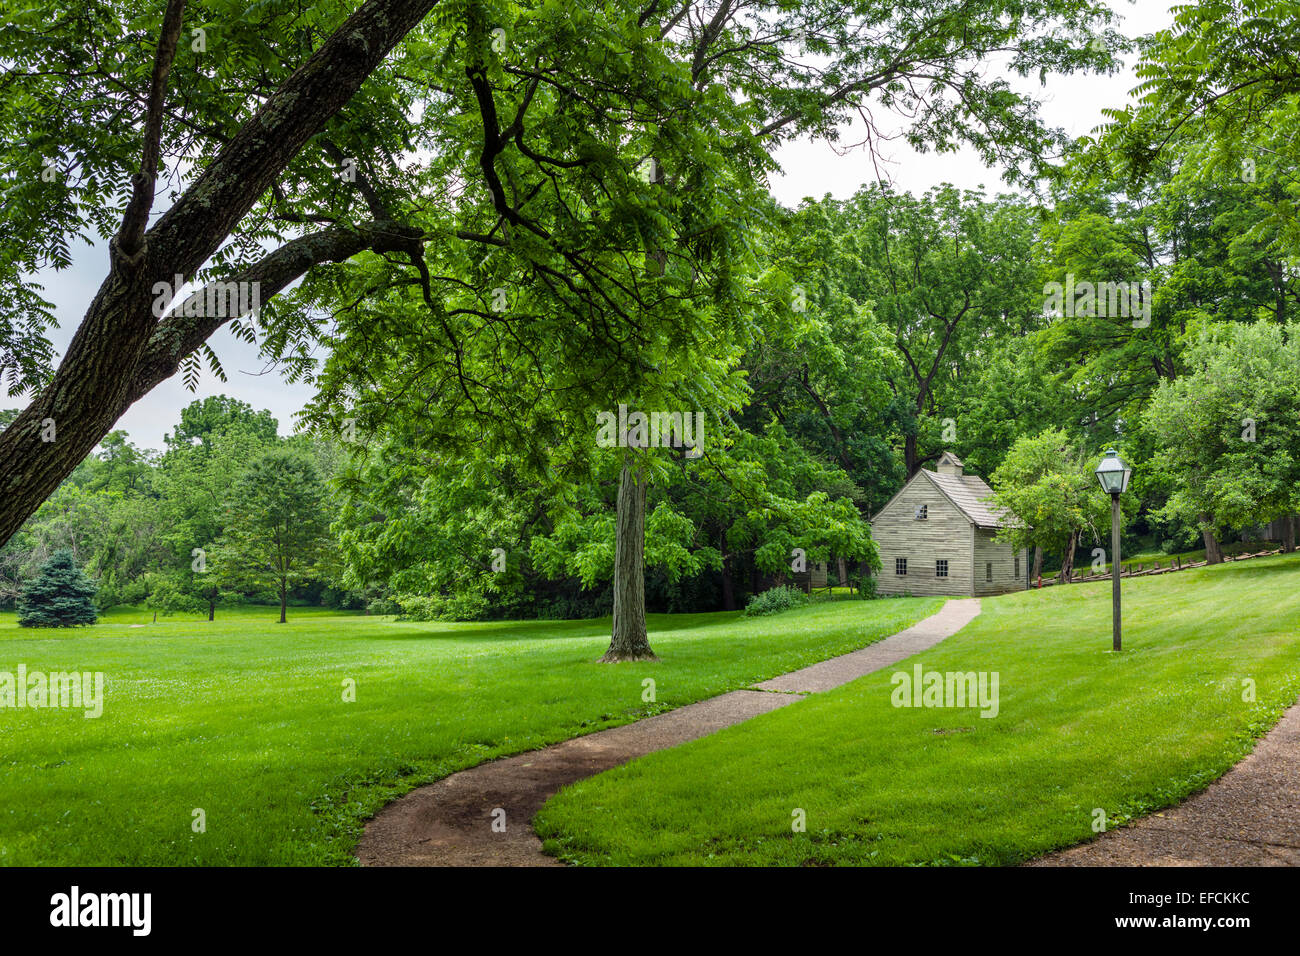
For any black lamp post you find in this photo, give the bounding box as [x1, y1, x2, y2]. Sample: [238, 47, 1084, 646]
[1095, 449, 1132, 651]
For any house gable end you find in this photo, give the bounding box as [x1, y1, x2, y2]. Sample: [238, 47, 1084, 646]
[914, 471, 976, 527]
[871, 470, 971, 526]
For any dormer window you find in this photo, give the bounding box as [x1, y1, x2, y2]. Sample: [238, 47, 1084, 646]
[915, 504, 928, 520]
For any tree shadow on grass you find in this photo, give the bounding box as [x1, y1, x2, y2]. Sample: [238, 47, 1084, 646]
[369, 610, 742, 645]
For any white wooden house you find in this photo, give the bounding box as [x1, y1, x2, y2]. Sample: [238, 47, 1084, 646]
[870, 452, 1027, 597]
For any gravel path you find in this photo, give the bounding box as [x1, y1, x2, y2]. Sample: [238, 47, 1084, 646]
[1029, 699, 1300, 866]
[357, 598, 982, 866]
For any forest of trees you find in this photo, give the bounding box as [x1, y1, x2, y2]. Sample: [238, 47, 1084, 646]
[2, 2, 1298, 654]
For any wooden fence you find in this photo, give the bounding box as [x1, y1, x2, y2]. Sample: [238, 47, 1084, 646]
[1039, 547, 1286, 587]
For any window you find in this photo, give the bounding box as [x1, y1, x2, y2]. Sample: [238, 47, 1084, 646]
[936, 559, 948, 578]
[1015, 556, 1020, 578]
[895, 558, 908, 576]
[986, 562, 993, 583]
[914, 504, 928, 520]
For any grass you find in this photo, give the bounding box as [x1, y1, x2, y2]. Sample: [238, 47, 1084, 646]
[0, 596, 940, 865]
[534, 553, 1300, 866]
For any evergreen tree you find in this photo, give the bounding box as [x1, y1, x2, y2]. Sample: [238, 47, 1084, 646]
[17, 550, 99, 627]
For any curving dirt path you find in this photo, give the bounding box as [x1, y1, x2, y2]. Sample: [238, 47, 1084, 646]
[1028, 699, 1300, 867]
[357, 598, 982, 866]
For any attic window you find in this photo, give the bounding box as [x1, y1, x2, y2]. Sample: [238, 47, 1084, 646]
[915, 504, 928, 520]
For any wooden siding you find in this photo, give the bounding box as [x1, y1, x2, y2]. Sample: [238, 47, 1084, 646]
[792, 561, 828, 590]
[871, 474, 974, 596]
[972, 528, 1028, 596]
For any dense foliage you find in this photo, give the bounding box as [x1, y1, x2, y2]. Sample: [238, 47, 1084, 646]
[2, 1, 1298, 622]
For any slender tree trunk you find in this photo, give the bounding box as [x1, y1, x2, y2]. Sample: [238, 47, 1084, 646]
[208, 597, 215, 622]
[279, 582, 287, 624]
[721, 550, 736, 612]
[1201, 517, 1224, 564]
[837, 556, 848, 591]
[1031, 545, 1043, 582]
[602, 449, 655, 661]
[1282, 516, 1296, 554]
[904, 433, 919, 478]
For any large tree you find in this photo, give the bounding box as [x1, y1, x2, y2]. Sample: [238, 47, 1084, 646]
[303, 1, 1117, 658]
[214, 449, 332, 623]
[1146, 322, 1300, 560]
[151, 398, 281, 619]
[989, 427, 1113, 582]
[1, 0, 1117, 659]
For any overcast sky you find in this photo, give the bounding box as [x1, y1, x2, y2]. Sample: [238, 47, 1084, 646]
[19, 0, 1174, 451]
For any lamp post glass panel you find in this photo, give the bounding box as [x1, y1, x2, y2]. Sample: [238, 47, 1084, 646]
[1095, 450, 1132, 652]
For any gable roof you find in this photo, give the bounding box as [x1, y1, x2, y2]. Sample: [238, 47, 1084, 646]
[924, 471, 1010, 529]
[870, 467, 1012, 531]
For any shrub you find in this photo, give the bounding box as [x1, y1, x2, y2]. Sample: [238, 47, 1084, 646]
[17, 550, 99, 627]
[366, 596, 401, 616]
[394, 591, 491, 622]
[393, 593, 442, 621]
[743, 585, 809, 617]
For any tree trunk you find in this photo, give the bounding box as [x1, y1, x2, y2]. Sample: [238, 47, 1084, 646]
[1202, 517, 1224, 564]
[1282, 516, 1296, 554]
[279, 583, 287, 624]
[601, 450, 656, 661]
[1058, 531, 1077, 582]
[208, 597, 215, 622]
[721, 549, 736, 612]
[837, 556, 848, 591]
[1031, 545, 1043, 582]
[904, 432, 919, 478]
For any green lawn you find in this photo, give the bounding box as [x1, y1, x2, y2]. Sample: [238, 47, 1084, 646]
[0, 597, 940, 865]
[534, 553, 1300, 866]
